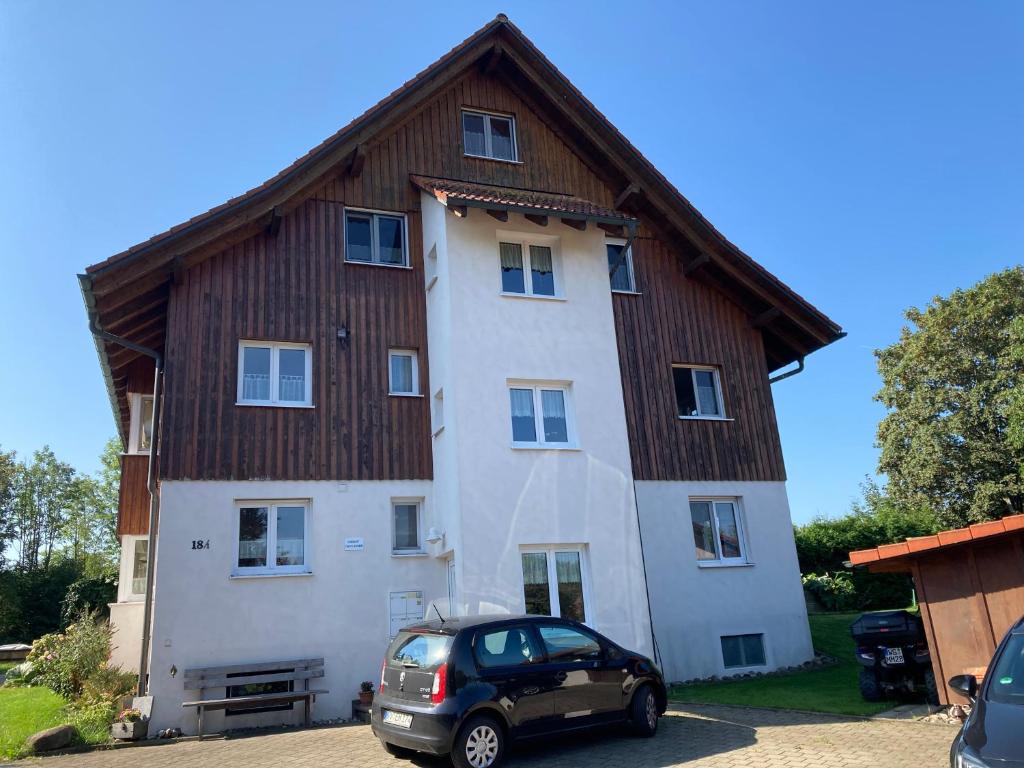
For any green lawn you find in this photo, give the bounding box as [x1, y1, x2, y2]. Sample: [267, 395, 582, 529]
[667, 612, 899, 716]
[0, 686, 112, 760]
[0, 687, 69, 760]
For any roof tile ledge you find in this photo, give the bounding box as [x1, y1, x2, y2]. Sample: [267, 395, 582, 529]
[848, 512, 1024, 568]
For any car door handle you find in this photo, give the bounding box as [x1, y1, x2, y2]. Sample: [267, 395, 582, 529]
[554, 671, 567, 682]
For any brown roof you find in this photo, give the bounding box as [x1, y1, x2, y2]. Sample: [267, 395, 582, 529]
[410, 175, 638, 224]
[849, 514, 1024, 570]
[80, 13, 844, 440]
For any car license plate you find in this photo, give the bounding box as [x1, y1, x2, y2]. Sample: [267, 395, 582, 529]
[884, 647, 905, 665]
[383, 710, 413, 729]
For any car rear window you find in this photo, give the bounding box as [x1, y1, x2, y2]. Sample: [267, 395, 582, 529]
[989, 634, 1024, 705]
[388, 631, 452, 672]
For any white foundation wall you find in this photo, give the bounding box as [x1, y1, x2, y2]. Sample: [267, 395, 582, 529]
[636, 480, 813, 682]
[147, 480, 445, 734]
[429, 201, 653, 655]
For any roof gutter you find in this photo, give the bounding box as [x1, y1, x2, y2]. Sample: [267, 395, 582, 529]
[79, 274, 162, 698]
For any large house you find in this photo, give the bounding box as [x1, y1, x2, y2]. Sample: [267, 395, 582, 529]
[80, 15, 842, 734]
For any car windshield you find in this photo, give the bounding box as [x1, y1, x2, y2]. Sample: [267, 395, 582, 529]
[388, 631, 451, 671]
[988, 634, 1024, 706]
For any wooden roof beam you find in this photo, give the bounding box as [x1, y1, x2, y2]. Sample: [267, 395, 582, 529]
[683, 252, 711, 276]
[597, 222, 625, 237]
[447, 204, 468, 218]
[524, 213, 548, 227]
[480, 42, 504, 75]
[614, 183, 642, 210]
[561, 217, 586, 231]
[751, 307, 782, 328]
[347, 144, 366, 177]
[486, 209, 509, 222]
[265, 206, 283, 237]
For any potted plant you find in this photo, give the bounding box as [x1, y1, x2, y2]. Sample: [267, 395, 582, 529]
[111, 708, 148, 741]
[358, 681, 374, 706]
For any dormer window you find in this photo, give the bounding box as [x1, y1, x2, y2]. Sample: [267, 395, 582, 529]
[462, 109, 517, 162]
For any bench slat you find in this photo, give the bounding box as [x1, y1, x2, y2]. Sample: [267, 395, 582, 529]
[182, 689, 329, 709]
[184, 668, 325, 690]
[183, 658, 324, 679]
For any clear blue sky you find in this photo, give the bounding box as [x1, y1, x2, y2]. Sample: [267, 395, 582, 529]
[1, 1, 1021, 523]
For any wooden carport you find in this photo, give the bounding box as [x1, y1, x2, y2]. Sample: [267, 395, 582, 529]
[849, 514, 1024, 704]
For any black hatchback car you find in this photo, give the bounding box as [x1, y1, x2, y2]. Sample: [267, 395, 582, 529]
[949, 615, 1024, 768]
[371, 614, 667, 768]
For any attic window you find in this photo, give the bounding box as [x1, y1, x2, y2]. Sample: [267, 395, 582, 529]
[462, 109, 517, 162]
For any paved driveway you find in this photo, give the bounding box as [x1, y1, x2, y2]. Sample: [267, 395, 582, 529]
[16, 705, 955, 768]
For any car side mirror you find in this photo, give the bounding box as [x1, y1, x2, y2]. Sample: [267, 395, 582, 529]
[949, 674, 978, 701]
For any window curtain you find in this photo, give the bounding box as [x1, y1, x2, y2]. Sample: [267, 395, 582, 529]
[529, 245, 555, 296]
[694, 370, 720, 415]
[554, 551, 585, 622]
[500, 242, 525, 293]
[391, 354, 413, 393]
[521, 552, 551, 615]
[278, 349, 306, 402]
[540, 389, 568, 443]
[509, 388, 537, 442]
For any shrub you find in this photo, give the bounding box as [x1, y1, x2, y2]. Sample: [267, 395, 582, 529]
[67, 700, 115, 744]
[79, 665, 136, 709]
[802, 572, 858, 612]
[27, 612, 111, 698]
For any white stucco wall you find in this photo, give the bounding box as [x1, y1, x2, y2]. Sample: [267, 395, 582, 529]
[425, 199, 653, 655]
[146, 479, 445, 734]
[635, 480, 813, 682]
[108, 601, 143, 673]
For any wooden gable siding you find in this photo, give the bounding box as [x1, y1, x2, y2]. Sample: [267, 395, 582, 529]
[159, 70, 614, 481]
[160, 68, 785, 483]
[161, 185, 432, 480]
[324, 68, 614, 211]
[614, 237, 787, 482]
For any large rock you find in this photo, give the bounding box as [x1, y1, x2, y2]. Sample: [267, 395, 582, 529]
[26, 724, 77, 753]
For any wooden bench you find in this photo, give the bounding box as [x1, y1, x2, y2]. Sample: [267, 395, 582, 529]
[182, 658, 327, 737]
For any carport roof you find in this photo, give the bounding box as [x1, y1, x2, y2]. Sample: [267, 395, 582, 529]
[849, 513, 1024, 572]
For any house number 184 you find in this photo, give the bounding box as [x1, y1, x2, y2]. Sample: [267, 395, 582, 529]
[191, 540, 210, 550]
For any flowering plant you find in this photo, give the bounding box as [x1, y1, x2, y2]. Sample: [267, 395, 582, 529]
[117, 708, 143, 723]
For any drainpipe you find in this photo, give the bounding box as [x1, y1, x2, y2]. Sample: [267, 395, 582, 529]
[79, 275, 163, 698]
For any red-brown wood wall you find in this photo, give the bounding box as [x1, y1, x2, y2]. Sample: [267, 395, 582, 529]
[157, 68, 786, 483]
[614, 237, 787, 481]
[117, 454, 151, 535]
[914, 534, 1024, 704]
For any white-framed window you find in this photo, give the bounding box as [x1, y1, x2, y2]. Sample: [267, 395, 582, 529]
[388, 349, 419, 396]
[508, 382, 575, 448]
[606, 239, 635, 293]
[234, 500, 311, 576]
[520, 546, 590, 623]
[690, 499, 747, 564]
[673, 365, 725, 419]
[237, 341, 312, 407]
[128, 394, 155, 454]
[721, 634, 766, 668]
[130, 539, 149, 595]
[392, 499, 423, 554]
[344, 208, 409, 267]
[498, 240, 560, 298]
[462, 109, 517, 162]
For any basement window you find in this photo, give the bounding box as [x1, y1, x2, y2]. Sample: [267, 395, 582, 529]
[721, 634, 766, 669]
[462, 109, 517, 162]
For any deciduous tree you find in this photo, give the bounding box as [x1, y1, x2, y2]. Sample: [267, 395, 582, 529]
[875, 267, 1024, 527]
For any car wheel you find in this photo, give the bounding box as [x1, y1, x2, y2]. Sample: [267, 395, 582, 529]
[379, 738, 415, 759]
[923, 669, 940, 706]
[630, 684, 659, 737]
[451, 714, 505, 768]
[858, 668, 883, 702]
